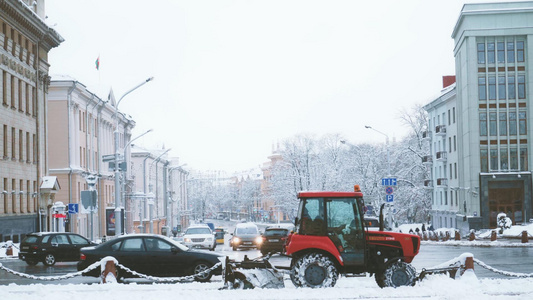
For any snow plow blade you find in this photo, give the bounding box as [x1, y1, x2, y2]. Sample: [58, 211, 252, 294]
[221, 255, 285, 289]
[417, 266, 461, 281]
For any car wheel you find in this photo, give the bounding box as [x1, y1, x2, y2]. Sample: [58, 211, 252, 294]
[193, 261, 213, 282]
[25, 259, 38, 266]
[290, 253, 338, 288]
[375, 260, 417, 288]
[43, 253, 56, 266]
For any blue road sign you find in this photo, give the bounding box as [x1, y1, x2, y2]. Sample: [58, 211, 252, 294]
[381, 178, 397, 186]
[68, 203, 79, 214]
[386, 195, 394, 203]
[385, 187, 393, 195]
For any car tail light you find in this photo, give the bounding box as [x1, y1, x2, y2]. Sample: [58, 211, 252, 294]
[31, 245, 38, 250]
[80, 253, 86, 261]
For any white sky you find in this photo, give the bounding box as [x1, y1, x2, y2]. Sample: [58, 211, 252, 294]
[45, 0, 505, 173]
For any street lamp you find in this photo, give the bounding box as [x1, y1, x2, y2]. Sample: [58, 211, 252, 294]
[365, 125, 391, 176]
[113, 77, 154, 236]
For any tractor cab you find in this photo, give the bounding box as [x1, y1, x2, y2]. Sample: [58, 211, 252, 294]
[291, 186, 367, 271]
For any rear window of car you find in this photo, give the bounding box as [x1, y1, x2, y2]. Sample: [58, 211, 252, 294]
[42, 235, 51, 243]
[23, 236, 39, 243]
[265, 229, 288, 236]
[186, 228, 212, 235]
[70, 235, 89, 245]
[236, 227, 258, 235]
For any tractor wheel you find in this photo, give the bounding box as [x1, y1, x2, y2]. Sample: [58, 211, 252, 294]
[290, 253, 338, 288]
[375, 260, 417, 288]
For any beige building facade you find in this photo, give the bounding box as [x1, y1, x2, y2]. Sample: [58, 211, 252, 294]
[47, 78, 134, 240]
[0, 0, 62, 241]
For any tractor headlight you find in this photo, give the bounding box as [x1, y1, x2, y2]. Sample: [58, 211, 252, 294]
[255, 236, 263, 245]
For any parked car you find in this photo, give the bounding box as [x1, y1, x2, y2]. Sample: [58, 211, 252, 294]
[77, 234, 222, 282]
[19, 232, 96, 266]
[260, 227, 290, 256]
[182, 225, 216, 251]
[229, 222, 262, 250]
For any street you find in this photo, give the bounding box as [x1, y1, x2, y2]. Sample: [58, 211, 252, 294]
[2, 240, 532, 285]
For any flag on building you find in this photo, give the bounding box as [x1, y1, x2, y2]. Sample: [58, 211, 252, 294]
[95, 56, 100, 70]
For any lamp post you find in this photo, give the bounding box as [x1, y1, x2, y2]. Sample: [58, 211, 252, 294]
[365, 125, 390, 176]
[113, 77, 154, 237]
[365, 125, 393, 229]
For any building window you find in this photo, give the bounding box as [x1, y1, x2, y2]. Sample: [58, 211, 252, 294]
[488, 76, 496, 100]
[2, 125, 7, 158]
[449, 163, 452, 179]
[498, 76, 506, 100]
[518, 75, 526, 99]
[479, 77, 486, 100]
[449, 137, 452, 153]
[519, 112, 527, 135]
[500, 148, 508, 170]
[481, 149, 488, 172]
[520, 147, 528, 171]
[508, 76, 516, 99]
[497, 42, 505, 63]
[480, 112, 487, 136]
[448, 109, 451, 125]
[511, 148, 518, 170]
[26, 132, 29, 162]
[490, 149, 498, 171]
[453, 107, 456, 123]
[489, 112, 497, 136]
[499, 112, 507, 136]
[2, 71, 6, 106]
[507, 42, 515, 62]
[487, 42, 495, 64]
[454, 162, 457, 179]
[477, 43, 485, 64]
[509, 112, 517, 135]
[517, 41, 525, 62]
[11, 127, 15, 159]
[18, 130, 22, 160]
[454, 135, 457, 151]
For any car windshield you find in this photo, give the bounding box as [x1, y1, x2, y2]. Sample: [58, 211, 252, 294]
[265, 229, 288, 236]
[186, 228, 211, 235]
[236, 227, 258, 235]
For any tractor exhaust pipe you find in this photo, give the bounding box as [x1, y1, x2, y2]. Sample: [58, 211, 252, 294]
[379, 203, 385, 231]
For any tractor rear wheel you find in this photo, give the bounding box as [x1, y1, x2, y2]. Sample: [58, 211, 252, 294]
[375, 260, 417, 288]
[290, 253, 338, 288]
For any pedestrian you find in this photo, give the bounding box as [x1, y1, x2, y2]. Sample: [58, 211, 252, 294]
[422, 224, 426, 231]
[415, 227, 420, 233]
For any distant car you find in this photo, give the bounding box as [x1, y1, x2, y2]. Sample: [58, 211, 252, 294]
[182, 225, 216, 251]
[364, 216, 381, 231]
[77, 234, 222, 282]
[19, 232, 96, 266]
[214, 227, 225, 244]
[260, 227, 290, 256]
[230, 222, 262, 251]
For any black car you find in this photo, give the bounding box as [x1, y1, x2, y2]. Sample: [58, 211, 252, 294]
[19, 232, 96, 266]
[77, 234, 223, 282]
[260, 227, 290, 255]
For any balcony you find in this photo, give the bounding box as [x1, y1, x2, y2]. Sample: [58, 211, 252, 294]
[423, 180, 433, 188]
[437, 178, 448, 187]
[435, 125, 447, 136]
[422, 155, 433, 165]
[436, 151, 447, 162]
[422, 131, 431, 140]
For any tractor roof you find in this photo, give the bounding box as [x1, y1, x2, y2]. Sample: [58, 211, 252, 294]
[298, 191, 363, 198]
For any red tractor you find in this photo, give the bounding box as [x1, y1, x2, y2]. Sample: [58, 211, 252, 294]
[284, 185, 420, 288]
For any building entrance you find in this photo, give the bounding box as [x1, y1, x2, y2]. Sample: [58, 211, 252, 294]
[488, 183, 524, 227]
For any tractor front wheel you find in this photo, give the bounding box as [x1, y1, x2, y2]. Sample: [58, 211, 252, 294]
[375, 260, 417, 288]
[290, 253, 338, 288]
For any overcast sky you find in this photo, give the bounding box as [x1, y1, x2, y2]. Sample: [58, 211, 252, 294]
[45, 0, 505, 173]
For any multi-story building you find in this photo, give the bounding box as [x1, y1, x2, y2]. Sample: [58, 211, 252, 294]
[129, 146, 189, 235]
[423, 77, 460, 230]
[0, 0, 63, 241]
[425, 2, 533, 232]
[48, 78, 135, 240]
